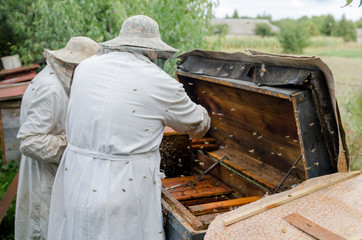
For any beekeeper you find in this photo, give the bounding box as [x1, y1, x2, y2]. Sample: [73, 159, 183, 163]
[47, 15, 210, 240]
[15, 37, 98, 240]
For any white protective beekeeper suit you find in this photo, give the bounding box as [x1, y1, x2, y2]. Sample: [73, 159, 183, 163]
[47, 15, 210, 240]
[15, 37, 98, 240]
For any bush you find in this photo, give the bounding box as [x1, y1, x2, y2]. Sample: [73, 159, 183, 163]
[278, 21, 310, 53]
[212, 24, 228, 35]
[254, 23, 274, 37]
[0, 161, 19, 240]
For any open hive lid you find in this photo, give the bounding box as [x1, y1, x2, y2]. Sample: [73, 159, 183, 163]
[176, 49, 349, 178]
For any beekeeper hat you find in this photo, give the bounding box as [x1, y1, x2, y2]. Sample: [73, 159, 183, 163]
[101, 15, 178, 57]
[44, 36, 99, 64]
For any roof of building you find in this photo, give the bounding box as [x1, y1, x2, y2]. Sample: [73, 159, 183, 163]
[211, 18, 279, 36]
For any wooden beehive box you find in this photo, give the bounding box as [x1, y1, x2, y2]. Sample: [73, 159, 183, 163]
[160, 51, 344, 240]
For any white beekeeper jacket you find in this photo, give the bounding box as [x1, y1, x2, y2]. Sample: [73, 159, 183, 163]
[15, 65, 68, 239]
[47, 51, 210, 240]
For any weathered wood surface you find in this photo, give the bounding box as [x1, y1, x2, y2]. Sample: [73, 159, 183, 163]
[181, 195, 229, 207]
[189, 196, 262, 216]
[0, 82, 29, 101]
[162, 175, 233, 201]
[177, 71, 299, 99]
[184, 79, 306, 179]
[0, 64, 39, 79]
[0, 72, 36, 85]
[161, 188, 206, 230]
[222, 171, 360, 226]
[0, 171, 19, 223]
[196, 213, 219, 227]
[208, 148, 301, 190]
[292, 91, 334, 178]
[196, 151, 267, 196]
[283, 213, 347, 240]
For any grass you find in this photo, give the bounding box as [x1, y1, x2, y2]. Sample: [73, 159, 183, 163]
[210, 35, 362, 170]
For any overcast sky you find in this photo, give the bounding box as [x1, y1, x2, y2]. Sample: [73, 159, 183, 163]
[214, 0, 362, 21]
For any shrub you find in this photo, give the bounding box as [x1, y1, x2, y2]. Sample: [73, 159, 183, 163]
[0, 161, 19, 240]
[277, 21, 310, 53]
[212, 24, 228, 35]
[254, 23, 274, 37]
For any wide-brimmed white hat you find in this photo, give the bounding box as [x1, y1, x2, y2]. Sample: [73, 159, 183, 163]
[45, 36, 98, 64]
[101, 15, 178, 56]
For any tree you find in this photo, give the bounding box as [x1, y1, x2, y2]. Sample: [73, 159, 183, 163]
[256, 13, 272, 22]
[321, 14, 336, 36]
[232, 9, 239, 18]
[254, 23, 273, 37]
[277, 20, 310, 53]
[334, 15, 357, 42]
[356, 17, 362, 28]
[0, 0, 219, 75]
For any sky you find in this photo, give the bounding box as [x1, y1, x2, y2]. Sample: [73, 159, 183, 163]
[214, 0, 362, 21]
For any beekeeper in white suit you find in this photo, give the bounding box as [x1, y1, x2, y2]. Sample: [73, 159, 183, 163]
[15, 37, 98, 240]
[47, 15, 210, 240]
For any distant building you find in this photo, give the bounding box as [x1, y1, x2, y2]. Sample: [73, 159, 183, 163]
[211, 18, 279, 36]
[357, 28, 362, 43]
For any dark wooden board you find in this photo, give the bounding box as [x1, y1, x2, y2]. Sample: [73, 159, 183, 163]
[189, 196, 262, 215]
[161, 188, 206, 231]
[191, 81, 306, 178]
[283, 213, 347, 240]
[162, 175, 234, 201]
[181, 195, 229, 207]
[196, 152, 267, 196]
[196, 213, 219, 227]
[293, 92, 334, 178]
[208, 148, 301, 190]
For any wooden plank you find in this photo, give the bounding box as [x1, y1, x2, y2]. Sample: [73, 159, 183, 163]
[0, 72, 36, 85]
[222, 171, 360, 226]
[191, 137, 217, 144]
[283, 213, 347, 240]
[0, 83, 29, 101]
[196, 151, 267, 196]
[161, 188, 206, 230]
[177, 71, 299, 99]
[162, 175, 234, 201]
[0, 171, 19, 223]
[0, 64, 39, 77]
[292, 92, 334, 178]
[196, 213, 219, 227]
[191, 143, 219, 151]
[181, 195, 229, 207]
[208, 148, 301, 190]
[189, 196, 262, 215]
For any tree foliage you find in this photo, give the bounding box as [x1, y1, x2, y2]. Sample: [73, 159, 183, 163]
[277, 20, 310, 54]
[320, 14, 336, 36]
[254, 23, 273, 37]
[344, 0, 362, 7]
[0, 0, 218, 74]
[333, 15, 357, 42]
